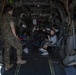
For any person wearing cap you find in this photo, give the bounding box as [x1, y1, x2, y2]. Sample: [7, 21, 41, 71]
[1, 4, 26, 70]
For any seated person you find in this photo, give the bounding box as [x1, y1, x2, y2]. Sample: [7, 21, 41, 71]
[52, 25, 60, 37]
[39, 29, 57, 56]
[20, 33, 26, 41]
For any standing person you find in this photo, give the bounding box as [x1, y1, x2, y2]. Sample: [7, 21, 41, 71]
[1, 4, 26, 70]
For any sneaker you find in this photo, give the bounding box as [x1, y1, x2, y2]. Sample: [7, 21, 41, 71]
[23, 48, 29, 54]
[39, 48, 47, 52]
[17, 60, 26, 64]
[41, 51, 49, 56]
[5, 64, 13, 71]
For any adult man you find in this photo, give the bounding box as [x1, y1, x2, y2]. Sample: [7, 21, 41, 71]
[1, 4, 26, 70]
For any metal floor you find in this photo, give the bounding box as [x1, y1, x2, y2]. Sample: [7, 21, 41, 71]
[1, 47, 76, 75]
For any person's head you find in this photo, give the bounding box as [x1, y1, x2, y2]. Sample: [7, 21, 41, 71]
[3, 4, 13, 15]
[43, 29, 45, 32]
[50, 29, 55, 36]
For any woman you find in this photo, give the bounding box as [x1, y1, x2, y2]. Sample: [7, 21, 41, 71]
[39, 29, 57, 56]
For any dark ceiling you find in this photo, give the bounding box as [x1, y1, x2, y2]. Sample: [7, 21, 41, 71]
[0, 0, 76, 19]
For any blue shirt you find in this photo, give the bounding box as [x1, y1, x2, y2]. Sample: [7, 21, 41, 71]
[49, 35, 57, 44]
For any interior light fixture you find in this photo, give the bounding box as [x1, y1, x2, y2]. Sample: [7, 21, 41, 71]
[37, 5, 40, 7]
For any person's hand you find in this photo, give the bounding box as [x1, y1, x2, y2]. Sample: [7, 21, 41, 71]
[48, 35, 50, 39]
[45, 38, 49, 41]
[15, 35, 20, 40]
